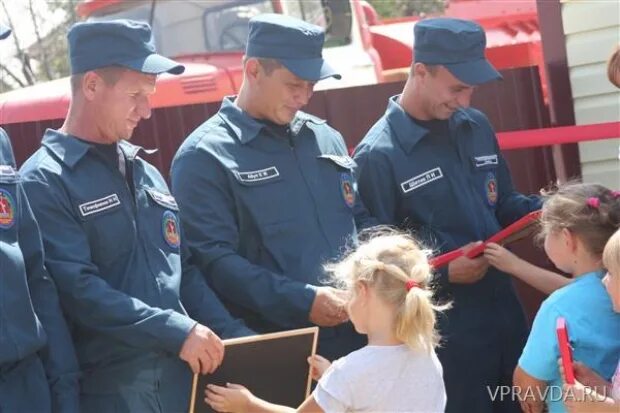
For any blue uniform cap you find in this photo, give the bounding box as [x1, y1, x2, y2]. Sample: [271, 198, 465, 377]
[246, 14, 340, 82]
[414, 17, 502, 85]
[0, 23, 10, 40]
[68, 19, 184, 75]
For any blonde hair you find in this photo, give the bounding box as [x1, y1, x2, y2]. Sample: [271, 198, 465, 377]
[539, 183, 620, 256]
[603, 229, 620, 276]
[607, 44, 620, 88]
[326, 228, 449, 353]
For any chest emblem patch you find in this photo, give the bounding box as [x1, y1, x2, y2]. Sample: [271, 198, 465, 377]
[0, 188, 15, 229]
[485, 172, 498, 206]
[340, 172, 355, 208]
[162, 210, 181, 248]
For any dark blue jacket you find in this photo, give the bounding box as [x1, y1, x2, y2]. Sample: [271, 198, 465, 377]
[171, 97, 374, 359]
[1, 128, 80, 412]
[20, 129, 252, 396]
[354, 96, 541, 293]
[353, 96, 542, 410]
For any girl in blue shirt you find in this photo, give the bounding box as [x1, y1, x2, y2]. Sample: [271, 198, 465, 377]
[514, 183, 620, 413]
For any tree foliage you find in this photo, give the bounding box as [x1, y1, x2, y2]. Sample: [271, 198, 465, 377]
[366, 0, 445, 19]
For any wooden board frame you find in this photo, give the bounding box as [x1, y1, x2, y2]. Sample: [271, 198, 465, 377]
[189, 327, 319, 413]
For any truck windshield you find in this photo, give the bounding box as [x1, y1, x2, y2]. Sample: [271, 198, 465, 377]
[87, 0, 352, 57]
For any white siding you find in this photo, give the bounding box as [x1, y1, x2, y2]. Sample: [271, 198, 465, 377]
[561, 0, 620, 189]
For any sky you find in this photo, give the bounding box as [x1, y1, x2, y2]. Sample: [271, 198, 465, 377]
[1, 0, 68, 88]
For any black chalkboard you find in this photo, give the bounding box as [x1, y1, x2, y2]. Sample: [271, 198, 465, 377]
[189, 327, 318, 413]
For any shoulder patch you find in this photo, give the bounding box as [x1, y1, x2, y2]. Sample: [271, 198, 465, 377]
[474, 154, 498, 168]
[0, 165, 16, 176]
[319, 154, 356, 170]
[146, 189, 179, 210]
[0, 165, 17, 182]
[78, 194, 121, 217]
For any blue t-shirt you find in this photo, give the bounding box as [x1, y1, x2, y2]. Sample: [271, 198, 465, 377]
[518, 271, 620, 412]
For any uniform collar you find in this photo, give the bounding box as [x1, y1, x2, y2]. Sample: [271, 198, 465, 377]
[42, 128, 154, 169]
[385, 95, 479, 154]
[218, 96, 323, 144]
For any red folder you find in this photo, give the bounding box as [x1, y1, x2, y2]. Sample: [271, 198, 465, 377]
[429, 210, 542, 269]
[556, 317, 575, 384]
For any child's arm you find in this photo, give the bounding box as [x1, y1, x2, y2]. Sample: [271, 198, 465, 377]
[484, 243, 570, 294]
[205, 356, 332, 413]
[205, 384, 324, 413]
[513, 365, 547, 413]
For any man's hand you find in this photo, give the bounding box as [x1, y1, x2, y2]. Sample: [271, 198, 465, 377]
[309, 287, 349, 327]
[448, 242, 489, 284]
[179, 324, 224, 374]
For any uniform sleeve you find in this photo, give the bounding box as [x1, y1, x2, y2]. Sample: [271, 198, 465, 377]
[313, 361, 353, 412]
[17, 183, 80, 413]
[178, 237, 255, 339]
[0, 128, 16, 167]
[353, 144, 399, 226]
[22, 176, 196, 356]
[518, 301, 562, 381]
[171, 148, 316, 328]
[492, 133, 542, 227]
[332, 130, 378, 231]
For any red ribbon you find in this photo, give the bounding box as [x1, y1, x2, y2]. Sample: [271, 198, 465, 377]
[405, 280, 420, 291]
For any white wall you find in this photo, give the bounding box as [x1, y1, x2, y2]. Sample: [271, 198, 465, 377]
[562, 0, 620, 189]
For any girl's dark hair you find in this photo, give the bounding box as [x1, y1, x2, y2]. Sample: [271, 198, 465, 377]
[539, 183, 620, 256]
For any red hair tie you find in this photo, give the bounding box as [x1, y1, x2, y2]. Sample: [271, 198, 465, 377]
[611, 191, 620, 198]
[587, 197, 600, 209]
[405, 280, 420, 291]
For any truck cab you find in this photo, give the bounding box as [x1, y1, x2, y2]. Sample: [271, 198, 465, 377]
[80, 0, 380, 90]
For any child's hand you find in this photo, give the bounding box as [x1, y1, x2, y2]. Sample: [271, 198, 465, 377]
[483, 243, 521, 274]
[308, 354, 331, 381]
[562, 380, 591, 413]
[205, 383, 253, 413]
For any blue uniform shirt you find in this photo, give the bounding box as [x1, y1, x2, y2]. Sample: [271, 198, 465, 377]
[20, 129, 251, 397]
[353, 96, 542, 411]
[519, 272, 620, 413]
[0, 128, 80, 412]
[354, 96, 541, 289]
[171, 97, 374, 359]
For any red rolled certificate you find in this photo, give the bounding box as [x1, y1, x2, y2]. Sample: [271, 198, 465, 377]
[429, 210, 542, 269]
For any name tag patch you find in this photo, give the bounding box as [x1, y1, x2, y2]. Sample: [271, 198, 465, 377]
[78, 194, 121, 217]
[474, 154, 498, 168]
[146, 189, 178, 210]
[235, 167, 279, 183]
[401, 167, 443, 193]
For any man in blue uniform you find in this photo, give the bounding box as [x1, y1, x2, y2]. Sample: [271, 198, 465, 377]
[353, 18, 541, 412]
[20, 20, 252, 413]
[171, 14, 374, 361]
[0, 23, 79, 413]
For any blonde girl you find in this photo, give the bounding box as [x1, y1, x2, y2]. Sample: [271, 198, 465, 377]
[205, 230, 449, 412]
